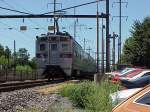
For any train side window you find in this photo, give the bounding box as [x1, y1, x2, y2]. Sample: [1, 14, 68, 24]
[60, 37, 68, 41]
[40, 44, 46, 51]
[62, 44, 68, 51]
[51, 44, 57, 51]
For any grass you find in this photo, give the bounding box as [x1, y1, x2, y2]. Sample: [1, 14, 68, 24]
[60, 80, 120, 112]
[34, 81, 76, 94]
[18, 80, 120, 112]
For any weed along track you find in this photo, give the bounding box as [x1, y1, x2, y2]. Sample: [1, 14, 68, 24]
[34, 80, 79, 94]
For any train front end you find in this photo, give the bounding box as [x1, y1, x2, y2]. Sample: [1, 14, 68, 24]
[36, 32, 73, 78]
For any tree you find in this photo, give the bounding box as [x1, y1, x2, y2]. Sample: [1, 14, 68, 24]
[4, 46, 11, 58]
[16, 48, 30, 65]
[28, 57, 37, 69]
[122, 17, 150, 67]
[0, 44, 4, 57]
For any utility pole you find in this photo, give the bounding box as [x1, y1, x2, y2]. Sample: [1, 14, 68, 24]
[118, 0, 121, 64]
[54, 0, 56, 34]
[101, 17, 105, 74]
[112, 0, 128, 64]
[83, 38, 86, 51]
[13, 40, 16, 77]
[110, 32, 118, 66]
[106, 0, 110, 72]
[96, 0, 99, 73]
[113, 33, 116, 65]
[74, 8, 77, 40]
[94, 0, 101, 83]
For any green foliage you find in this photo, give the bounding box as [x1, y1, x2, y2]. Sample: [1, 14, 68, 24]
[0, 44, 4, 57]
[28, 57, 37, 69]
[60, 81, 120, 112]
[0, 44, 36, 70]
[122, 17, 150, 66]
[4, 46, 11, 58]
[16, 48, 30, 65]
[61, 81, 95, 108]
[16, 65, 33, 73]
[0, 55, 12, 65]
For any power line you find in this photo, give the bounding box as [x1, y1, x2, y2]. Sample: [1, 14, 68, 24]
[0, 21, 34, 47]
[0, 0, 47, 32]
[0, 0, 105, 16]
[41, 0, 105, 15]
[0, 6, 32, 15]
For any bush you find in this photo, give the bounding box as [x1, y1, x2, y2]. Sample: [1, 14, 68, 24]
[16, 65, 33, 73]
[0, 55, 12, 65]
[61, 81, 95, 108]
[60, 81, 120, 112]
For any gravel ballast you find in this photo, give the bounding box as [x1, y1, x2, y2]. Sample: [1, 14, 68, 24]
[0, 85, 72, 112]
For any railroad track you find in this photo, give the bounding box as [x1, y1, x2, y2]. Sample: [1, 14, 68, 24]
[0, 79, 65, 92]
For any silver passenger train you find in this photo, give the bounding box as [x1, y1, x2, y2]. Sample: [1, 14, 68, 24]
[36, 31, 96, 79]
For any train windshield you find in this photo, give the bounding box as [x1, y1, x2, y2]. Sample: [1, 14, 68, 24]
[40, 44, 46, 51]
[51, 44, 58, 51]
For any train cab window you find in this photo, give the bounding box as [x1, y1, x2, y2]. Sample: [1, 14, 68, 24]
[40, 44, 46, 51]
[51, 44, 58, 51]
[62, 44, 69, 51]
[51, 37, 57, 41]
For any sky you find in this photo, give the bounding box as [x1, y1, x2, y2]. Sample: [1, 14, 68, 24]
[0, 0, 149, 60]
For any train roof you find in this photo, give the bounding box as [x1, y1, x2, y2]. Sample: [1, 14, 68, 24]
[36, 31, 72, 39]
[36, 31, 82, 48]
[36, 31, 95, 60]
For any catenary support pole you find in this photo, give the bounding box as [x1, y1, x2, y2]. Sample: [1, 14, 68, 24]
[101, 18, 105, 74]
[54, 0, 56, 34]
[13, 40, 16, 78]
[94, 0, 101, 83]
[106, 0, 110, 72]
[119, 0, 122, 63]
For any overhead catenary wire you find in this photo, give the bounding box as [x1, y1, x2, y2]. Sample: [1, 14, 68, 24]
[0, 0, 105, 16]
[0, 0, 106, 56]
[41, 0, 105, 15]
[0, 6, 32, 15]
[0, 21, 35, 48]
[0, 0, 47, 32]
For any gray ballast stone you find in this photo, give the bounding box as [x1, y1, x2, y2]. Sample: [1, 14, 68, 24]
[0, 85, 64, 112]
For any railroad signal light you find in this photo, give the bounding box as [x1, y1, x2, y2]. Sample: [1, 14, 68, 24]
[20, 26, 27, 31]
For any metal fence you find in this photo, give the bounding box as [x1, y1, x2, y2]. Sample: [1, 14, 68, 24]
[0, 69, 38, 82]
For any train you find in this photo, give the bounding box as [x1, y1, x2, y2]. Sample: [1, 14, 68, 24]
[35, 31, 96, 80]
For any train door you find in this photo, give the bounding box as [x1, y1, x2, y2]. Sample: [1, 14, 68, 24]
[50, 43, 59, 65]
